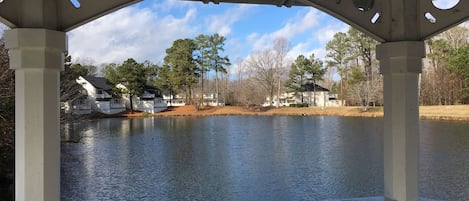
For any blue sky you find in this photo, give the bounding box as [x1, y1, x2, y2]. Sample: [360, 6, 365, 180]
[67, 0, 349, 71]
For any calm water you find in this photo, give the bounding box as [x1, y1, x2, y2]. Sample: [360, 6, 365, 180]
[60, 116, 469, 201]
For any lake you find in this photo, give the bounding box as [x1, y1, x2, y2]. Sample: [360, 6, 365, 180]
[60, 116, 469, 201]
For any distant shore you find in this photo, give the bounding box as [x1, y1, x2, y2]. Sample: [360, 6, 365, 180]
[117, 105, 469, 122]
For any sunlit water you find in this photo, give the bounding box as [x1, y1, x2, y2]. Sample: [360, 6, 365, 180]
[60, 116, 469, 201]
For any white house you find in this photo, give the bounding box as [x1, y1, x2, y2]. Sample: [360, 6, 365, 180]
[163, 94, 186, 106]
[76, 76, 126, 114]
[116, 84, 167, 113]
[264, 83, 344, 107]
[61, 90, 92, 115]
[196, 92, 225, 106]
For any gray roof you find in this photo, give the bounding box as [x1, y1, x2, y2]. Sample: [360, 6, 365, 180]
[82, 76, 114, 90]
[302, 83, 329, 92]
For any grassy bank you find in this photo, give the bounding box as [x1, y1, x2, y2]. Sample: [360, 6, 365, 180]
[120, 105, 469, 121]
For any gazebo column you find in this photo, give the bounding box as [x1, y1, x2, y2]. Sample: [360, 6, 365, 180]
[5, 28, 65, 201]
[377, 41, 425, 201]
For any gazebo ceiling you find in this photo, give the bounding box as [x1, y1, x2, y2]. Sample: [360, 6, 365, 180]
[188, 0, 469, 42]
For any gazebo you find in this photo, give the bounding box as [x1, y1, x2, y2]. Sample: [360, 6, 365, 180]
[1, 0, 467, 200]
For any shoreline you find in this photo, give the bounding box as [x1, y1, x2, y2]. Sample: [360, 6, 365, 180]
[110, 105, 469, 122]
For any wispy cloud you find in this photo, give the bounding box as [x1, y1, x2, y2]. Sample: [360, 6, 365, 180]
[247, 8, 322, 52]
[64, 0, 347, 69]
[67, 0, 256, 67]
[204, 4, 256, 36]
[68, 0, 199, 65]
[242, 8, 347, 64]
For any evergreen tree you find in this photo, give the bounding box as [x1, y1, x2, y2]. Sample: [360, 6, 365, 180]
[286, 55, 309, 103]
[104, 58, 147, 112]
[194, 34, 211, 104]
[447, 45, 469, 103]
[194, 34, 230, 105]
[207, 34, 230, 106]
[163, 38, 199, 104]
[60, 53, 92, 102]
[326, 32, 352, 101]
[286, 54, 325, 104]
[155, 64, 177, 105]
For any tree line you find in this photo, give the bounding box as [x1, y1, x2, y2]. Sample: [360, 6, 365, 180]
[3, 26, 469, 114]
[421, 26, 469, 105]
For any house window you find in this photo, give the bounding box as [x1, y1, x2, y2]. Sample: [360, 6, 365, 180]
[75, 99, 84, 105]
[97, 90, 103, 94]
[112, 99, 121, 104]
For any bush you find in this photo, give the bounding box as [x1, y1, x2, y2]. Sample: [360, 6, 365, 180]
[289, 103, 308, 107]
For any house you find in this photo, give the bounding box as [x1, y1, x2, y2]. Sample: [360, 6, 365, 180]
[61, 89, 92, 115]
[117, 84, 167, 113]
[76, 76, 126, 114]
[263, 83, 344, 107]
[163, 94, 186, 106]
[197, 92, 225, 106]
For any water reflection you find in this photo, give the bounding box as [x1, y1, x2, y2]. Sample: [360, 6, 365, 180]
[61, 117, 468, 201]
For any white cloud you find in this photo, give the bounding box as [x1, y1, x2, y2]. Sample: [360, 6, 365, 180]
[204, 4, 256, 36]
[247, 8, 322, 52]
[67, 2, 199, 65]
[313, 23, 349, 45]
[152, 0, 195, 12]
[242, 8, 348, 66]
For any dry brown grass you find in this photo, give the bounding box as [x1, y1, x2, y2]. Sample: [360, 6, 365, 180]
[117, 105, 468, 121]
[419, 105, 469, 121]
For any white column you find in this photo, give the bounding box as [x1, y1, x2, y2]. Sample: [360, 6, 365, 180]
[5, 29, 65, 201]
[377, 41, 425, 201]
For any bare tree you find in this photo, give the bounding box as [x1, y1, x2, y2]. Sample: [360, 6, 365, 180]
[246, 38, 291, 107]
[441, 26, 469, 49]
[272, 38, 291, 107]
[247, 49, 277, 106]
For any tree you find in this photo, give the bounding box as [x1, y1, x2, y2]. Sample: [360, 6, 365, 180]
[247, 49, 277, 106]
[348, 28, 377, 81]
[447, 44, 469, 103]
[60, 53, 93, 102]
[308, 54, 326, 106]
[194, 34, 211, 104]
[163, 38, 199, 104]
[0, 36, 14, 192]
[155, 64, 178, 105]
[441, 26, 469, 49]
[347, 27, 381, 109]
[207, 34, 230, 106]
[326, 32, 352, 103]
[422, 39, 452, 105]
[0, 37, 14, 117]
[272, 38, 291, 107]
[286, 55, 310, 103]
[104, 58, 147, 112]
[194, 34, 230, 106]
[420, 26, 469, 105]
[286, 54, 325, 105]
